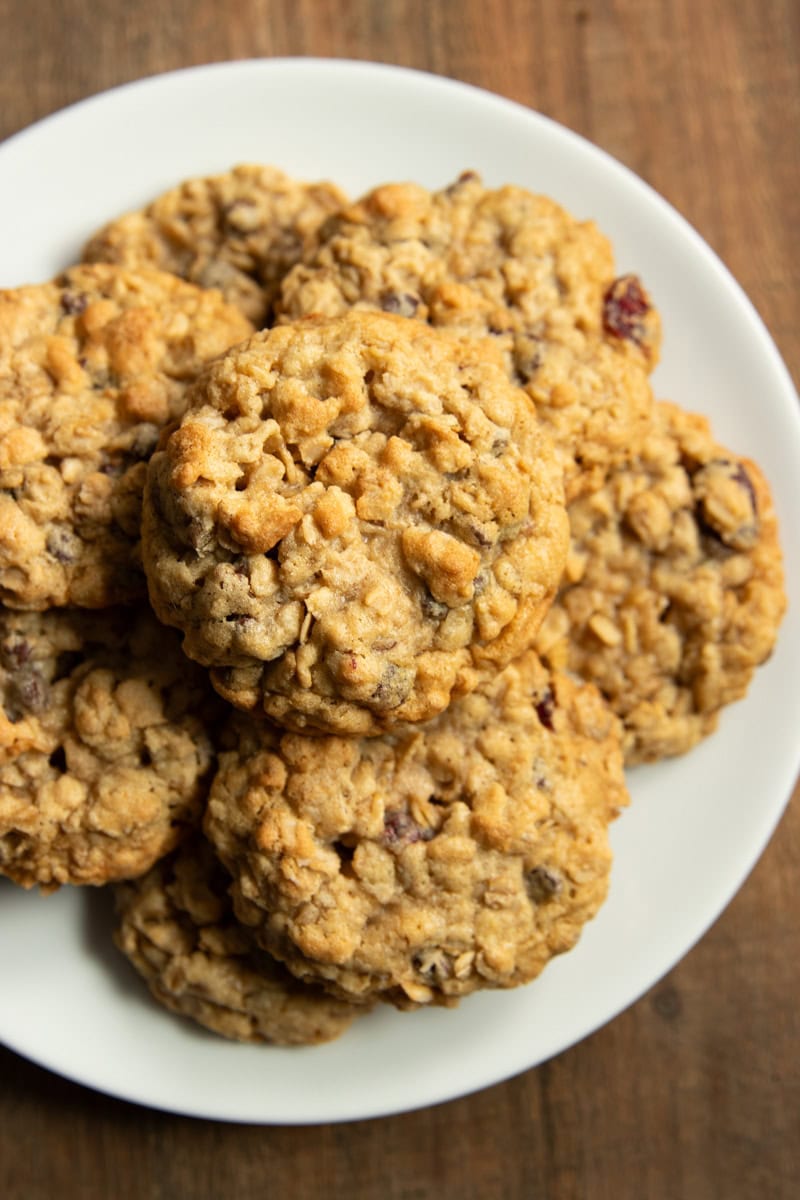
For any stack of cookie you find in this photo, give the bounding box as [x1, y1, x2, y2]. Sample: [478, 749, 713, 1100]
[0, 164, 784, 1046]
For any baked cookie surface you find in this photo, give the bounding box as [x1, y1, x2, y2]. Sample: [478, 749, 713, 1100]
[276, 173, 658, 495]
[143, 311, 569, 734]
[535, 401, 787, 763]
[205, 651, 627, 1007]
[0, 606, 218, 889]
[83, 164, 348, 326]
[0, 263, 252, 610]
[114, 836, 363, 1045]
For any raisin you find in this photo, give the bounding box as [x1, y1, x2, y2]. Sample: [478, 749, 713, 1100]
[18, 673, 47, 712]
[370, 663, 413, 710]
[419, 586, 448, 622]
[526, 865, 563, 901]
[535, 688, 555, 730]
[60, 291, 88, 316]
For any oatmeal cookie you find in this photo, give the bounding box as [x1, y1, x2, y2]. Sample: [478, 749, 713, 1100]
[114, 836, 363, 1044]
[205, 651, 627, 1007]
[143, 311, 569, 734]
[277, 172, 658, 495]
[535, 401, 787, 763]
[83, 164, 348, 326]
[0, 263, 252, 610]
[0, 606, 218, 890]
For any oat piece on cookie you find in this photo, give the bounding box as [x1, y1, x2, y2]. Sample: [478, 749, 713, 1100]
[205, 652, 627, 1008]
[277, 172, 658, 495]
[535, 401, 786, 763]
[0, 264, 252, 610]
[0, 606, 218, 890]
[143, 311, 569, 734]
[83, 164, 348, 326]
[114, 836, 364, 1044]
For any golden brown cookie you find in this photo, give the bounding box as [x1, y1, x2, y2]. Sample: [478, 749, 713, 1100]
[114, 836, 364, 1045]
[535, 401, 787, 763]
[83, 164, 348, 326]
[0, 606, 218, 890]
[277, 172, 659, 496]
[142, 311, 569, 734]
[204, 651, 628, 1008]
[0, 264, 253, 610]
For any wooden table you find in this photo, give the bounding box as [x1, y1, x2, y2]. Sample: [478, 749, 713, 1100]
[1, 1, 798, 1196]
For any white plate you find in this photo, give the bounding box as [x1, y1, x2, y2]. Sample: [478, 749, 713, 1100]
[1, 58, 799, 1125]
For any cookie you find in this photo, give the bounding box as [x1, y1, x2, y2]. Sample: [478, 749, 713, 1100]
[143, 310, 569, 734]
[114, 836, 364, 1045]
[276, 172, 658, 495]
[205, 651, 627, 1007]
[0, 263, 253, 610]
[534, 401, 787, 763]
[0, 606, 218, 890]
[142, 311, 569, 734]
[83, 164, 348, 326]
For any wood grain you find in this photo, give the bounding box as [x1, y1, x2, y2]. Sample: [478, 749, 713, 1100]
[0, 1, 798, 1196]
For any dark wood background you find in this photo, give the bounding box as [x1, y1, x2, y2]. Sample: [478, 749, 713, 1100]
[1, 1, 798, 1196]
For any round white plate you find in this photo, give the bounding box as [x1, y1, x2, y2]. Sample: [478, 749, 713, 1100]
[0, 59, 798, 1125]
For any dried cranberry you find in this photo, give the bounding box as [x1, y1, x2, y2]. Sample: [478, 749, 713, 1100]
[381, 809, 433, 850]
[535, 688, 555, 730]
[0, 636, 32, 669]
[602, 275, 652, 352]
[60, 291, 88, 316]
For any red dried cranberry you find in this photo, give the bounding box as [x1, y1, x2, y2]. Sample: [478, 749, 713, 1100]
[603, 275, 651, 352]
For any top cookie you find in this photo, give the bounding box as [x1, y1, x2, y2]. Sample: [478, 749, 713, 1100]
[276, 172, 659, 495]
[535, 401, 787, 763]
[0, 263, 253, 610]
[143, 311, 569, 734]
[83, 164, 348, 326]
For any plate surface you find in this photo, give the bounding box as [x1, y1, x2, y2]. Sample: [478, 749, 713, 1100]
[0, 58, 799, 1125]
